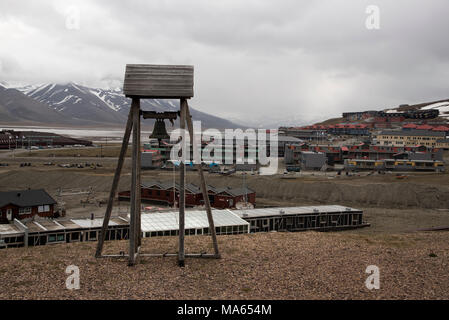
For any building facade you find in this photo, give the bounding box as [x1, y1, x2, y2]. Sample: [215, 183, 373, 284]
[118, 180, 256, 209]
[376, 130, 446, 147]
[0, 189, 57, 224]
[436, 139, 449, 149]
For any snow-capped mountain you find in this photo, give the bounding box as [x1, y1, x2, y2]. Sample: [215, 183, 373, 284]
[16, 83, 130, 124]
[0, 82, 243, 128]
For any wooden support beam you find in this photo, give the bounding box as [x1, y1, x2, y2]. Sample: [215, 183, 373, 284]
[98, 253, 220, 259]
[95, 103, 134, 258]
[178, 98, 187, 267]
[141, 253, 220, 258]
[136, 106, 142, 249]
[184, 104, 220, 257]
[129, 98, 141, 266]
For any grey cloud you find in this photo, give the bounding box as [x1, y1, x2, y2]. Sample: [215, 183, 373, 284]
[0, 0, 448, 124]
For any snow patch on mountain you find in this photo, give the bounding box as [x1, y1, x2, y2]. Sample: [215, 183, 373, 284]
[89, 89, 121, 112]
[421, 101, 449, 118]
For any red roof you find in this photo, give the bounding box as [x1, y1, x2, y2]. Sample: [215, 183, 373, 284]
[432, 126, 449, 131]
[403, 123, 418, 129]
[341, 146, 349, 151]
[416, 124, 434, 130]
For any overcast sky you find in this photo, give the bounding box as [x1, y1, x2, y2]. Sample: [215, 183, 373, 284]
[0, 0, 448, 125]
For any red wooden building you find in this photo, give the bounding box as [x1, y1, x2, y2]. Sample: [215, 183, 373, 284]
[0, 189, 57, 224]
[118, 180, 256, 209]
[207, 186, 256, 209]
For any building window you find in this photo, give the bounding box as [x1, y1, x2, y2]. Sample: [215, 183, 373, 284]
[19, 207, 32, 215]
[38, 205, 50, 213]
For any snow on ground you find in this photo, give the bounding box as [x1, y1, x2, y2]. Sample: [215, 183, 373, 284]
[421, 101, 449, 117]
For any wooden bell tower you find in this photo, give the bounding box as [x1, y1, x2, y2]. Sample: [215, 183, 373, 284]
[95, 64, 220, 266]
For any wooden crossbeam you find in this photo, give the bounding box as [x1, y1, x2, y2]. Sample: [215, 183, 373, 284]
[141, 111, 178, 120]
[98, 253, 220, 259]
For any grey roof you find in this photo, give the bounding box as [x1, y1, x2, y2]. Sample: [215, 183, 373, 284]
[0, 224, 23, 237]
[141, 180, 254, 196]
[378, 130, 445, 137]
[234, 205, 362, 219]
[300, 151, 325, 155]
[277, 135, 303, 142]
[212, 186, 255, 197]
[139, 209, 249, 233]
[142, 180, 200, 194]
[0, 189, 56, 208]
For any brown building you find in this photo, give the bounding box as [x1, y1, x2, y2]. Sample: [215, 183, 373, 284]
[119, 180, 256, 209]
[0, 189, 57, 224]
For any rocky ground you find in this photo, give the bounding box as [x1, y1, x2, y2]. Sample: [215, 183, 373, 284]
[0, 231, 448, 299]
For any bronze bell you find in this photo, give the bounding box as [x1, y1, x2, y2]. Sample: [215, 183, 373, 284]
[150, 119, 170, 140]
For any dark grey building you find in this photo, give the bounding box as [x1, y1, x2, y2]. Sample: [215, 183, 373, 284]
[298, 151, 326, 170]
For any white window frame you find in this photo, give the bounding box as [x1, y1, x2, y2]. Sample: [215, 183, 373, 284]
[38, 205, 50, 213]
[19, 207, 32, 215]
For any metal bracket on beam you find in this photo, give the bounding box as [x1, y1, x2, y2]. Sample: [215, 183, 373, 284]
[141, 111, 178, 120]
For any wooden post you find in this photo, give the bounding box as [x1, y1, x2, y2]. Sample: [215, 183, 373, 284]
[95, 103, 134, 258]
[129, 98, 141, 266]
[136, 106, 142, 250]
[178, 98, 187, 267]
[137, 115, 142, 249]
[184, 104, 220, 257]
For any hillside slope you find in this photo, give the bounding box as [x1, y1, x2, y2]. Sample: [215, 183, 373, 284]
[0, 86, 70, 125]
[0, 231, 448, 299]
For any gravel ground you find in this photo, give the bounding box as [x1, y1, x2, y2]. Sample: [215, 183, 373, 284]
[0, 231, 448, 300]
